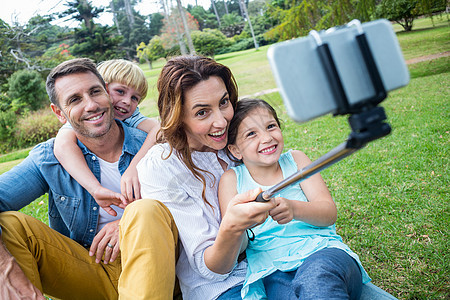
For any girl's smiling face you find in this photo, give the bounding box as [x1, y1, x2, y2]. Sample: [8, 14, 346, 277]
[182, 76, 234, 152]
[228, 107, 284, 168]
[107, 82, 141, 120]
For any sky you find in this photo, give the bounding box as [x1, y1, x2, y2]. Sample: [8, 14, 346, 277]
[0, 0, 211, 27]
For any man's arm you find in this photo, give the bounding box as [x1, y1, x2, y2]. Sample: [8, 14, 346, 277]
[0, 146, 48, 212]
[0, 236, 44, 299]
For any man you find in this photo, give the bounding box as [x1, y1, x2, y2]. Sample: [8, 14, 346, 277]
[0, 58, 178, 299]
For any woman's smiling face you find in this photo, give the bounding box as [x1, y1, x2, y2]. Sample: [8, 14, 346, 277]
[182, 76, 234, 152]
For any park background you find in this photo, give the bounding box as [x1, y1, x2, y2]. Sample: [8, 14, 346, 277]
[0, 0, 449, 299]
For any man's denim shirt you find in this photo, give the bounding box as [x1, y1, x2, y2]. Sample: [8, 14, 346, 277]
[0, 121, 146, 247]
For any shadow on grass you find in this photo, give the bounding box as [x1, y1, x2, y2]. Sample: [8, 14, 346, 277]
[408, 57, 450, 79]
[396, 23, 450, 35]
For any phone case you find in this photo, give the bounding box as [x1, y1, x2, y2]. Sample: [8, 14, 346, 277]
[267, 19, 410, 123]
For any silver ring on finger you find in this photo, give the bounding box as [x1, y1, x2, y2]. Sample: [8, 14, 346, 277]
[107, 242, 114, 249]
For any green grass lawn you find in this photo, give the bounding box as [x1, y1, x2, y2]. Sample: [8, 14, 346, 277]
[1, 16, 449, 299]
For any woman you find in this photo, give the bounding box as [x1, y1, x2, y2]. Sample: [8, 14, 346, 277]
[137, 55, 397, 300]
[137, 55, 275, 299]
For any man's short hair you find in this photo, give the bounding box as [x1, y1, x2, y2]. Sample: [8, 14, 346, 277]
[46, 58, 106, 106]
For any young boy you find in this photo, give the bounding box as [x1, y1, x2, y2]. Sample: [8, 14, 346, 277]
[54, 59, 160, 217]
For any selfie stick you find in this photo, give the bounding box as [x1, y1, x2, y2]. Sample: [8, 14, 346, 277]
[255, 20, 391, 202]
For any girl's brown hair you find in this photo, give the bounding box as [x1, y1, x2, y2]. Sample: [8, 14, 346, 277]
[157, 55, 238, 205]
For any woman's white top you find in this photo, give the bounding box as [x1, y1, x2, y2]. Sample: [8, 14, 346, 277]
[137, 143, 246, 300]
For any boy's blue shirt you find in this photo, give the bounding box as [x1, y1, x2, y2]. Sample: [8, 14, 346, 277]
[122, 107, 148, 128]
[0, 121, 147, 247]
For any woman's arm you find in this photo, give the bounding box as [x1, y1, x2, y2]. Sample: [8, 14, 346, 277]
[54, 128, 126, 216]
[269, 150, 337, 227]
[121, 118, 160, 201]
[205, 187, 275, 274]
[218, 169, 238, 217]
[218, 169, 248, 254]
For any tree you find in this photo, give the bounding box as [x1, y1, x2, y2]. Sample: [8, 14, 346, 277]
[247, 0, 269, 17]
[187, 5, 219, 30]
[220, 13, 244, 36]
[214, 0, 243, 17]
[0, 19, 19, 91]
[191, 29, 230, 58]
[416, 0, 448, 25]
[58, 0, 104, 34]
[149, 13, 165, 36]
[57, 1, 123, 60]
[136, 36, 166, 69]
[160, 9, 199, 55]
[375, 0, 419, 31]
[265, 0, 355, 41]
[7, 69, 47, 114]
[110, 0, 153, 59]
[70, 23, 124, 60]
[265, 0, 323, 41]
[352, 0, 377, 22]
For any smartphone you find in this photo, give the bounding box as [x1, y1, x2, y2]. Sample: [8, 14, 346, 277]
[267, 19, 410, 123]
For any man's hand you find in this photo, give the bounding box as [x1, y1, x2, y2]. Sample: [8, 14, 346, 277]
[89, 220, 120, 264]
[120, 166, 141, 202]
[0, 242, 45, 300]
[92, 186, 129, 216]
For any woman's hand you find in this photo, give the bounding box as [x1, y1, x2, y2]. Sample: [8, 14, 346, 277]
[89, 220, 120, 264]
[269, 197, 295, 224]
[222, 188, 276, 232]
[205, 188, 276, 274]
[120, 166, 141, 202]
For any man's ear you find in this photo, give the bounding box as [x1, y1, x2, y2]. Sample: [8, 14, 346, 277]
[50, 103, 67, 124]
[105, 82, 110, 94]
[228, 144, 242, 160]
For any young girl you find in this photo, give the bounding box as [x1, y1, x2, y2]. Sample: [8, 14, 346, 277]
[219, 98, 371, 299]
[54, 59, 160, 217]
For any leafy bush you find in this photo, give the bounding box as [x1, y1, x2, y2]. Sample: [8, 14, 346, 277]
[0, 110, 17, 152]
[0, 93, 12, 112]
[8, 69, 48, 114]
[217, 38, 255, 54]
[217, 34, 275, 55]
[14, 108, 61, 149]
[191, 29, 230, 58]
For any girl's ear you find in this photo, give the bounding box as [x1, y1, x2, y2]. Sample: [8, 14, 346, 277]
[50, 103, 68, 124]
[228, 144, 242, 160]
[105, 82, 110, 93]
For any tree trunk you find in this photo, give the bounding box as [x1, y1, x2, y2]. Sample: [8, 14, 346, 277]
[223, 0, 229, 14]
[176, 0, 195, 54]
[79, 0, 94, 33]
[240, 0, 258, 49]
[110, 1, 122, 35]
[238, 0, 245, 19]
[211, 0, 221, 27]
[161, 0, 187, 55]
[124, 0, 135, 27]
[174, 20, 188, 55]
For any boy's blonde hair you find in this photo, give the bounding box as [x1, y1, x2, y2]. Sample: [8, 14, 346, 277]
[97, 59, 148, 103]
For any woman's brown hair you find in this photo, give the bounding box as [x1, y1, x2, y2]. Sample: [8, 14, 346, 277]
[157, 55, 238, 205]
